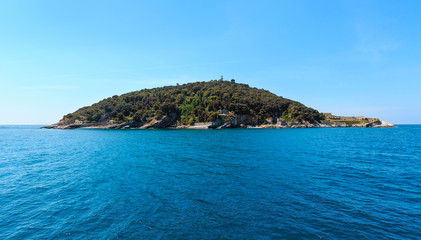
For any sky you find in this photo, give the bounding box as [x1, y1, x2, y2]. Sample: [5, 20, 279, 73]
[1, 0, 420, 124]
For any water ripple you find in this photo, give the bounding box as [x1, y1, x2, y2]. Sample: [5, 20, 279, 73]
[0, 126, 420, 239]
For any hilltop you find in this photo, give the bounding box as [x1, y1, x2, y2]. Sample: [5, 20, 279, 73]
[43, 79, 393, 129]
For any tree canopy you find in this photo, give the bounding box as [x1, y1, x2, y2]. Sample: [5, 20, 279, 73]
[61, 80, 324, 125]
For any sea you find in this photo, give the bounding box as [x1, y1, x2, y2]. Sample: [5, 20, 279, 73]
[0, 125, 420, 239]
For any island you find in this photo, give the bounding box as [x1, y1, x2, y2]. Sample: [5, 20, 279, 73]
[43, 79, 394, 129]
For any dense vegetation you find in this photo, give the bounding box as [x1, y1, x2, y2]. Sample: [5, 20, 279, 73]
[61, 80, 324, 125]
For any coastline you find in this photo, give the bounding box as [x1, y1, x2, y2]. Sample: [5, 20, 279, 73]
[42, 120, 395, 130]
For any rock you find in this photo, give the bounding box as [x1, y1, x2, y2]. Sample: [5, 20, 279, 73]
[351, 123, 367, 127]
[277, 120, 288, 127]
[139, 113, 178, 129]
[288, 122, 299, 127]
[41, 124, 58, 129]
[187, 122, 213, 129]
[333, 122, 347, 127]
[319, 121, 332, 127]
[367, 120, 395, 128]
[217, 123, 232, 129]
[209, 119, 223, 128]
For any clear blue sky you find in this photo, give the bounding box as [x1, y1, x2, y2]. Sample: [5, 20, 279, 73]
[1, 0, 420, 124]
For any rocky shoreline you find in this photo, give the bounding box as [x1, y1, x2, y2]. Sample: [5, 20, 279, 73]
[42, 119, 395, 130]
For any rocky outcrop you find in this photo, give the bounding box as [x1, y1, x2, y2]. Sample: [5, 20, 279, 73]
[366, 120, 395, 128]
[138, 113, 178, 129]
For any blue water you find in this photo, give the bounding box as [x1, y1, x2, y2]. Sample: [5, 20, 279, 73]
[0, 126, 420, 239]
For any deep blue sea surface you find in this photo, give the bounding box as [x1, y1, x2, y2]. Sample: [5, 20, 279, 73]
[0, 125, 420, 239]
